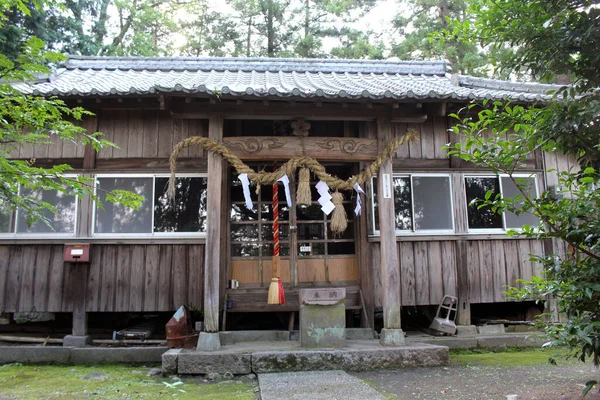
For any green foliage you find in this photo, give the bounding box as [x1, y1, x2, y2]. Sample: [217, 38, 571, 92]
[0, 0, 142, 228]
[443, 0, 600, 393]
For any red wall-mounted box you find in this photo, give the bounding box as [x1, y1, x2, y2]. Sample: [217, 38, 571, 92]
[64, 244, 91, 263]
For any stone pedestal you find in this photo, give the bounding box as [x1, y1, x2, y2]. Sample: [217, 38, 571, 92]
[299, 288, 346, 348]
[63, 335, 91, 348]
[196, 332, 221, 351]
[379, 328, 405, 346]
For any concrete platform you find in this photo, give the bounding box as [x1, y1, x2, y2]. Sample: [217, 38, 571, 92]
[163, 340, 449, 375]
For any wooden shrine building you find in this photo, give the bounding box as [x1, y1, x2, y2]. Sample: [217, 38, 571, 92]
[0, 57, 573, 340]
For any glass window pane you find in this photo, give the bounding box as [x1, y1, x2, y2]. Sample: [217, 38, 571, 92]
[297, 204, 323, 221]
[95, 177, 153, 234]
[413, 176, 453, 231]
[16, 185, 76, 234]
[298, 242, 325, 256]
[261, 224, 290, 241]
[154, 177, 207, 233]
[372, 177, 379, 231]
[465, 177, 502, 229]
[297, 223, 325, 240]
[501, 176, 540, 229]
[261, 243, 290, 257]
[261, 204, 290, 221]
[393, 177, 412, 230]
[327, 242, 355, 255]
[231, 243, 259, 257]
[231, 224, 259, 241]
[230, 203, 258, 222]
[0, 198, 13, 233]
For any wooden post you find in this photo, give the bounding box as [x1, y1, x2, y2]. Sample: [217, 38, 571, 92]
[376, 117, 402, 333]
[204, 115, 224, 333]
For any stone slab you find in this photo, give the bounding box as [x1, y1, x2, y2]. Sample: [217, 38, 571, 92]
[379, 328, 406, 346]
[162, 349, 181, 375]
[300, 298, 345, 348]
[456, 325, 478, 336]
[300, 288, 346, 306]
[178, 351, 252, 374]
[197, 332, 221, 351]
[220, 330, 290, 345]
[0, 346, 71, 364]
[477, 335, 545, 349]
[259, 370, 386, 400]
[71, 347, 167, 364]
[63, 335, 91, 348]
[252, 344, 448, 373]
[477, 324, 506, 335]
[346, 328, 375, 340]
[411, 337, 479, 349]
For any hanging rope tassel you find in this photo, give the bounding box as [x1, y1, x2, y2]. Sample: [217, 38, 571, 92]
[268, 169, 285, 305]
[296, 167, 312, 205]
[330, 191, 347, 234]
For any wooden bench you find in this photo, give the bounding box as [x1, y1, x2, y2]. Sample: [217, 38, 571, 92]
[222, 286, 365, 330]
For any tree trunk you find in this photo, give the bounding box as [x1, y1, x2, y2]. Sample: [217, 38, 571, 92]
[267, 0, 275, 57]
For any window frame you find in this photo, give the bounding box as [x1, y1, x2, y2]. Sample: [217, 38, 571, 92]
[0, 174, 79, 238]
[92, 173, 208, 239]
[464, 173, 539, 233]
[370, 173, 455, 236]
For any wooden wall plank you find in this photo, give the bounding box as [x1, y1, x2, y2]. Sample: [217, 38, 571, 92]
[115, 246, 132, 312]
[142, 110, 159, 158]
[504, 241, 521, 289]
[61, 262, 74, 312]
[518, 240, 534, 283]
[129, 245, 146, 311]
[262, 259, 291, 283]
[0, 247, 10, 312]
[328, 257, 357, 281]
[479, 241, 494, 303]
[408, 123, 422, 158]
[172, 119, 189, 158]
[172, 245, 188, 309]
[492, 241, 507, 303]
[85, 245, 101, 312]
[414, 242, 429, 305]
[46, 246, 65, 312]
[530, 240, 545, 277]
[186, 245, 203, 308]
[428, 241, 444, 304]
[143, 245, 160, 311]
[111, 111, 129, 158]
[32, 246, 51, 312]
[157, 245, 173, 311]
[433, 115, 448, 159]
[420, 117, 435, 159]
[100, 246, 117, 312]
[441, 241, 457, 297]
[157, 111, 174, 158]
[19, 247, 37, 311]
[451, 173, 468, 233]
[187, 119, 207, 158]
[298, 259, 326, 282]
[467, 241, 481, 303]
[399, 242, 416, 306]
[97, 111, 114, 158]
[127, 110, 144, 158]
[371, 243, 383, 308]
[392, 122, 410, 158]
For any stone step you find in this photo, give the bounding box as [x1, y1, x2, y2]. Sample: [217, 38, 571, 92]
[163, 340, 448, 375]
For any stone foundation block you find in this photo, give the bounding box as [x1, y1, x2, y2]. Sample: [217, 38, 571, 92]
[252, 344, 448, 373]
[0, 346, 71, 364]
[220, 330, 290, 345]
[346, 328, 375, 340]
[63, 335, 91, 348]
[178, 351, 252, 375]
[71, 347, 167, 364]
[379, 329, 406, 346]
[476, 324, 505, 335]
[197, 332, 221, 351]
[162, 349, 181, 375]
[477, 335, 543, 349]
[456, 325, 478, 336]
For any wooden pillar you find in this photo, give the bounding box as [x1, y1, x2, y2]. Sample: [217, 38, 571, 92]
[376, 117, 402, 330]
[71, 263, 89, 336]
[204, 115, 224, 333]
[455, 240, 471, 325]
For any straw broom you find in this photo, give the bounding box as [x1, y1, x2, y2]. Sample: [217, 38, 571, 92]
[267, 176, 285, 304]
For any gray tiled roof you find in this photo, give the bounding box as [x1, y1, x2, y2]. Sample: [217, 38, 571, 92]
[16, 56, 563, 102]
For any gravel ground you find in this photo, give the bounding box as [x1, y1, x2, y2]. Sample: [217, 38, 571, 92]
[354, 362, 600, 400]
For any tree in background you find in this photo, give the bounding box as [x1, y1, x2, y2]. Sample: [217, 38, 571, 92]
[391, 0, 487, 75]
[444, 1, 600, 393]
[0, 0, 142, 228]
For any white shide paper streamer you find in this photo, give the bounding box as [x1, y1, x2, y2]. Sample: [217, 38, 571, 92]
[353, 183, 366, 216]
[277, 175, 292, 207]
[238, 173, 254, 211]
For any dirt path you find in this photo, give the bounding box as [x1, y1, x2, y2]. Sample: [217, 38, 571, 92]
[354, 352, 600, 400]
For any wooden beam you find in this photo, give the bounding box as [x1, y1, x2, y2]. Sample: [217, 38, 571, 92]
[204, 115, 224, 333]
[171, 102, 426, 122]
[376, 116, 402, 330]
[223, 136, 378, 161]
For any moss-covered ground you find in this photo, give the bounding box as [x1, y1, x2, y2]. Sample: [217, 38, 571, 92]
[450, 347, 572, 367]
[0, 364, 258, 399]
